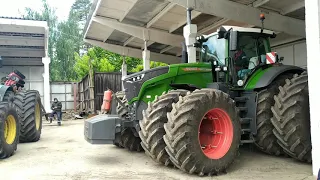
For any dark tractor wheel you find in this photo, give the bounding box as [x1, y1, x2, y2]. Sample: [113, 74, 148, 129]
[113, 133, 124, 148]
[112, 91, 128, 148]
[121, 128, 143, 152]
[116, 91, 129, 119]
[254, 74, 294, 156]
[14, 90, 42, 143]
[0, 102, 20, 159]
[271, 71, 311, 163]
[139, 89, 189, 166]
[164, 89, 241, 176]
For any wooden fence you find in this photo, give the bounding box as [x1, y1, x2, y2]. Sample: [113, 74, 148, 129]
[77, 72, 124, 112]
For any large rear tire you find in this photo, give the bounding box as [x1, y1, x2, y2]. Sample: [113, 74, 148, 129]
[271, 71, 311, 163]
[254, 74, 293, 156]
[139, 89, 189, 166]
[164, 89, 241, 176]
[14, 90, 42, 143]
[0, 102, 20, 159]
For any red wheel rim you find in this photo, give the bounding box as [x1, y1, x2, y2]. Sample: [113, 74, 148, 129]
[198, 108, 234, 159]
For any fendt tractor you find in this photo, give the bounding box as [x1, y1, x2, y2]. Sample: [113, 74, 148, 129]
[85, 13, 311, 176]
[0, 70, 44, 159]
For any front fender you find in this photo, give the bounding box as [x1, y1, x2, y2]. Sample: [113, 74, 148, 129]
[0, 85, 13, 101]
[246, 65, 304, 90]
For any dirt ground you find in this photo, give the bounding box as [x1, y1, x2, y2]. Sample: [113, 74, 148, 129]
[0, 120, 315, 180]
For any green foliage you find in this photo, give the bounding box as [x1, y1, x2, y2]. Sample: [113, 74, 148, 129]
[74, 48, 116, 79]
[131, 61, 168, 72]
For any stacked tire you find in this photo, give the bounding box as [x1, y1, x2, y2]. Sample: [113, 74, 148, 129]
[140, 89, 241, 176]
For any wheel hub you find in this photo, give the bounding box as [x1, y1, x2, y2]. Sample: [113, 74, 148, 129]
[198, 108, 234, 160]
[4, 115, 17, 144]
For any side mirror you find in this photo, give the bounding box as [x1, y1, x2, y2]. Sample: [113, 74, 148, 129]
[196, 35, 207, 43]
[218, 27, 227, 39]
[229, 31, 238, 51]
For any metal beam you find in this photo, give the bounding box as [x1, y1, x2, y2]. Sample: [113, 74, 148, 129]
[168, 11, 202, 33]
[147, 3, 176, 28]
[168, 0, 306, 37]
[93, 16, 184, 47]
[102, 0, 139, 42]
[84, 39, 181, 64]
[0, 36, 44, 47]
[252, 0, 269, 8]
[123, 37, 135, 46]
[281, 1, 305, 15]
[159, 10, 201, 54]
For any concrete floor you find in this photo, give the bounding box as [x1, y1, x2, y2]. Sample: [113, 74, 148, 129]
[0, 120, 314, 180]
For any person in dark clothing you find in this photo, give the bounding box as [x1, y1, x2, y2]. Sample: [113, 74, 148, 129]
[50, 98, 62, 125]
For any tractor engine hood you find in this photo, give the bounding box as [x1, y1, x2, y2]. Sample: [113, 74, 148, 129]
[122, 66, 169, 102]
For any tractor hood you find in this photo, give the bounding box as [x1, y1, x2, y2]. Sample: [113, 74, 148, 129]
[122, 66, 169, 102]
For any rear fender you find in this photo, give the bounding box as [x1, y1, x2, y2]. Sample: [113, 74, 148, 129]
[251, 65, 304, 89]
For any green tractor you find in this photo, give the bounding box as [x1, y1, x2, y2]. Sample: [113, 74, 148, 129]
[0, 70, 44, 159]
[84, 18, 311, 175]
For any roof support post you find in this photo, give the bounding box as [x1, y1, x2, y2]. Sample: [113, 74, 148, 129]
[183, 8, 197, 63]
[143, 40, 150, 70]
[121, 55, 127, 91]
[42, 57, 51, 113]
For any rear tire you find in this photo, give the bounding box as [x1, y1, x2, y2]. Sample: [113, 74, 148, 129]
[139, 89, 189, 166]
[164, 89, 241, 176]
[254, 74, 293, 156]
[14, 90, 42, 143]
[271, 71, 311, 163]
[0, 102, 20, 159]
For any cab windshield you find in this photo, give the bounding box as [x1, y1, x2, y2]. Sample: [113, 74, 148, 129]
[200, 35, 227, 65]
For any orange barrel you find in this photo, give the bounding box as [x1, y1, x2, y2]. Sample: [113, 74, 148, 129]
[103, 90, 112, 111]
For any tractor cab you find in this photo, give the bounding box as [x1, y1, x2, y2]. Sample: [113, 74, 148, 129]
[199, 25, 279, 87]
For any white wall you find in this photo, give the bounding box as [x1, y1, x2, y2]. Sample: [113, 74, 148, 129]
[50, 83, 75, 110]
[0, 66, 45, 105]
[272, 40, 307, 68]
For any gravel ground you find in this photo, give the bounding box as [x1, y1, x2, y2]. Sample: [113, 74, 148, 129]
[0, 120, 314, 180]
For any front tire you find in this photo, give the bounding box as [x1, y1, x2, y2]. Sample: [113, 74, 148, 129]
[0, 102, 20, 159]
[14, 90, 42, 143]
[139, 89, 189, 166]
[164, 89, 241, 176]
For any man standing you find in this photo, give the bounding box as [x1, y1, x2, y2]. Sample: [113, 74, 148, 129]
[50, 98, 62, 126]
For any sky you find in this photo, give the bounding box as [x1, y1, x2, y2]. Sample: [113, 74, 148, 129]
[0, 0, 76, 21]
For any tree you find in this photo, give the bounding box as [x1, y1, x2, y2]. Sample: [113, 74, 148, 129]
[131, 61, 168, 72]
[74, 48, 115, 80]
[22, 0, 58, 80]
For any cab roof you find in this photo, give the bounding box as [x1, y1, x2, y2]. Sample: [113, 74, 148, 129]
[204, 25, 275, 38]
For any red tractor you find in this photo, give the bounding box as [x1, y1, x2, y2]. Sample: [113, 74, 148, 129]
[0, 70, 44, 159]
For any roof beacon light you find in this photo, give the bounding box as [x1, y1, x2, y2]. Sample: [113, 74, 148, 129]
[260, 13, 265, 33]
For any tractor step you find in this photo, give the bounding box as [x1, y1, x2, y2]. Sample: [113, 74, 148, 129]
[241, 128, 251, 134]
[240, 118, 252, 124]
[234, 96, 248, 102]
[237, 107, 248, 112]
[241, 140, 255, 144]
